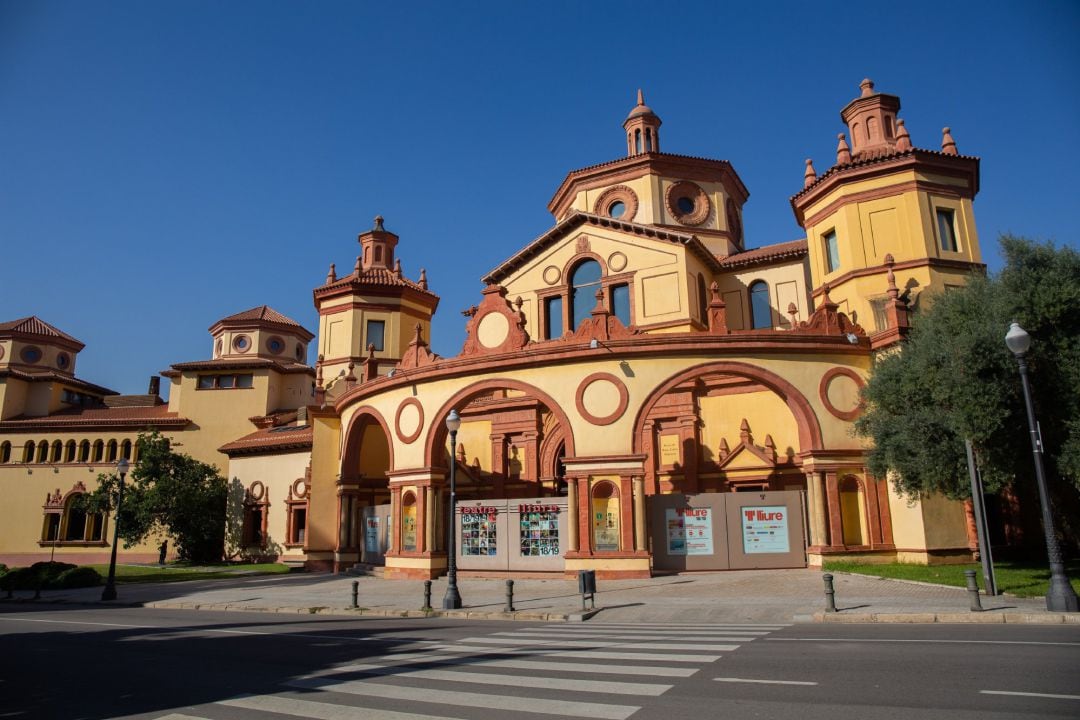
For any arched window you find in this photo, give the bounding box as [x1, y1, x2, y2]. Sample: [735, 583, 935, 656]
[749, 281, 772, 329]
[65, 440, 77, 463]
[23, 441, 35, 463]
[645, 128, 653, 152]
[0, 442, 10, 463]
[121, 440, 133, 460]
[79, 440, 91, 463]
[570, 260, 603, 331]
[36, 440, 48, 463]
[92, 440, 105, 462]
[106, 440, 118, 462]
[839, 476, 867, 546]
[50, 440, 63, 463]
[401, 491, 417, 552]
[697, 274, 709, 322]
[634, 129, 642, 154]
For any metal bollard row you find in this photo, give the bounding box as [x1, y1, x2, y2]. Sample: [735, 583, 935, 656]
[823, 573, 837, 613]
[422, 580, 432, 611]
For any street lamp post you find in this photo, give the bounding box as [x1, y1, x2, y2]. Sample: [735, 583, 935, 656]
[101, 458, 130, 602]
[442, 409, 463, 609]
[1004, 321, 1079, 612]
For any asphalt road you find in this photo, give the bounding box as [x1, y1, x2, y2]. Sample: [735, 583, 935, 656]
[1, 605, 1077, 720]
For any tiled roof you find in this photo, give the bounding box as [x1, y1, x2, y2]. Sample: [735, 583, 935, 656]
[219, 424, 312, 456]
[0, 368, 116, 396]
[717, 239, 808, 269]
[0, 403, 188, 430]
[167, 358, 314, 374]
[316, 267, 439, 300]
[0, 316, 84, 347]
[563, 151, 735, 178]
[792, 147, 980, 201]
[219, 305, 304, 327]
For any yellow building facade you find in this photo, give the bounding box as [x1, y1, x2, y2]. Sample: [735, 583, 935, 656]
[0, 81, 983, 577]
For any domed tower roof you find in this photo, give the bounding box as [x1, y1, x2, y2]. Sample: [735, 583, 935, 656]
[622, 89, 662, 155]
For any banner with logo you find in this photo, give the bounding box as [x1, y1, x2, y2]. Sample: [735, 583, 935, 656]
[665, 507, 713, 555]
[741, 505, 789, 554]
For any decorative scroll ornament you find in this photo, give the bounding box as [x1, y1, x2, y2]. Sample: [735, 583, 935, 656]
[396, 323, 441, 371]
[460, 284, 531, 356]
[788, 284, 866, 337]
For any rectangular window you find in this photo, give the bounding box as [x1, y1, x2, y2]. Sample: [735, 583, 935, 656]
[870, 297, 889, 331]
[823, 230, 840, 273]
[611, 284, 631, 327]
[197, 375, 215, 390]
[545, 296, 564, 339]
[936, 208, 958, 252]
[366, 320, 385, 352]
[197, 373, 253, 389]
[235, 374, 253, 389]
[217, 375, 236, 389]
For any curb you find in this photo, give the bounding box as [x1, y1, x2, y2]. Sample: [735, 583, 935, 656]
[811, 611, 1080, 624]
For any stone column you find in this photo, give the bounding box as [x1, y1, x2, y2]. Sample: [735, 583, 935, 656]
[825, 472, 843, 548]
[806, 471, 827, 547]
[632, 476, 646, 551]
[566, 478, 579, 552]
[425, 485, 436, 553]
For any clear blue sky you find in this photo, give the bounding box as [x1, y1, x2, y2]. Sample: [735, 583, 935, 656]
[2, 1, 1077, 395]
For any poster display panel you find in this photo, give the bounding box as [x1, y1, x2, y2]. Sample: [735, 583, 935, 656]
[518, 503, 560, 557]
[665, 507, 713, 555]
[461, 505, 499, 557]
[364, 517, 380, 553]
[741, 505, 790, 554]
[593, 496, 621, 551]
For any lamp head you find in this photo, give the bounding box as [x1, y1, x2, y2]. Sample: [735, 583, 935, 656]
[445, 409, 461, 433]
[116, 458, 130, 476]
[1005, 321, 1031, 357]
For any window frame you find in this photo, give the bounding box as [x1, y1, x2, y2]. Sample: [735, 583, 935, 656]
[366, 319, 386, 352]
[749, 280, 773, 330]
[823, 230, 840, 274]
[196, 373, 255, 390]
[936, 207, 959, 252]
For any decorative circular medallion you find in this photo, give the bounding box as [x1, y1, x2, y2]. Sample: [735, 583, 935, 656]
[819, 367, 866, 421]
[291, 477, 308, 499]
[476, 312, 510, 349]
[266, 335, 286, 355]
[593, 185, 639, 223]
[233, 334, 252, 353]
[607, 251, 628, 273]
[575, 372, 630, 426]
[20, 345, 42, 364]
[248, 480, 265, 501]
[394, 397, 425, 444]
[542, 265, 562, 286]
[665, 180, 710, 226]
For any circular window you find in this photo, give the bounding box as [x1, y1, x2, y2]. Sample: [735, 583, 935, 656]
[233, 334, 251, 353]
[295, 344, 305, 361]
[0, 345, 5, 361]
[20, 346, 42, 364]
[593, 185, 639, 223]
[266, 336, 285, 355]
[666, 181, 710, 226]
[56, 352, 70, 370]
[215, 338, 223, 357]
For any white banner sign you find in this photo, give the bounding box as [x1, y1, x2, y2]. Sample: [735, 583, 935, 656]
[741, 505, 790, 554]
[665, 507, 714, 556]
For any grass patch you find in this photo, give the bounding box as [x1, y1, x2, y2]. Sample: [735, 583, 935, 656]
[823, 559, 1080, 598]
[84, 562, 291, 585]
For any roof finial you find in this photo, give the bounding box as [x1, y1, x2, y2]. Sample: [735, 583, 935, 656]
[884, 253, 899, 299]
[836, 133, 852, 165]
[374, 215, 385, 231]
[354, 255, 362, 274]
[394, 258, 402, 278]
[803, 158, 817, 188]
[637, 88, 644, 105]
[895, 119, 912, 151]
[941, 126, 958, 155]
[326, 263, 336, 284]
[860, 78, 875, 97]
[418, 268, 428, 290]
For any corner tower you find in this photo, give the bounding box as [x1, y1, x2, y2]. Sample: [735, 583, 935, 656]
[313, 216, 439, 400]
[792, 79, 982, 343]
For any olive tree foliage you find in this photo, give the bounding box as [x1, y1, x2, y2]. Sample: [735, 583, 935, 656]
[855, 236, 1080, 503]
[81, 431, 227, 562]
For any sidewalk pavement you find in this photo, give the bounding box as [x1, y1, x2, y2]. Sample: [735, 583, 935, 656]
[4, 568, 1078, 624]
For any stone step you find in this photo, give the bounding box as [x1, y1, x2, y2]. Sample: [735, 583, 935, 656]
[344, 562, 385, 578]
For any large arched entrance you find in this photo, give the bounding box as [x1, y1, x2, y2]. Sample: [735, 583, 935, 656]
[339, 407, 394, 568]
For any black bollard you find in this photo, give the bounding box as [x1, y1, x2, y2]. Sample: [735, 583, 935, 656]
[823, 573, 837, 613]
[505, 579, 515, 613]
[350, 579, 359, 609]
[422, 580, 432, 611]
[965, 570, 983, 612]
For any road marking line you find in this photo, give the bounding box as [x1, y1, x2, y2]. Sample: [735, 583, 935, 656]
[285, 677, 640, 719]
[714, 677, 819, 686]
[0, 617, 158, 629]
[152, 715, 213, 720]
[569, 623, 789, 629]
[981, 690, 1080, 700]
[220, 694, 465, 719]
[501, 630, 766, 640]
[395, 668, 671, 696]
[470, 658, 698, 677]
[460, 636, 621, 647]
[423, 643, 720, 662]
[768, 638, 1080, 647]
[614, 642, 741, 651]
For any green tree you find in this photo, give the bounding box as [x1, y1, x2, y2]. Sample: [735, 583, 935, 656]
[81, 431, 227, 562]
[855, 236, 1080, 541]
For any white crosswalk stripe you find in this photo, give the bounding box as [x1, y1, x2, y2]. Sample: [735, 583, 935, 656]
[150, 622, 787, 720]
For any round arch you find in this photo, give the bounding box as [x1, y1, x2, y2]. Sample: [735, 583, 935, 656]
[631, 361, 824, 453]
[423, 378, 578, 467]
[341, 405, 395, 481]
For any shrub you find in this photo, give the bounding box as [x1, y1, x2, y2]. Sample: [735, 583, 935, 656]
[0, 567, 43, 592]
[29, 562, 76, 587]
[53, 566, 103, 589]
